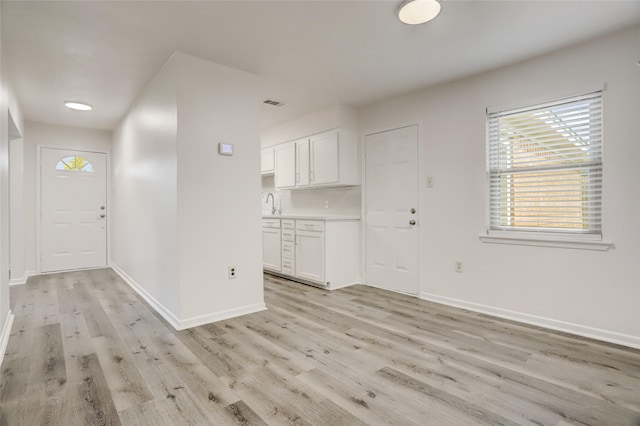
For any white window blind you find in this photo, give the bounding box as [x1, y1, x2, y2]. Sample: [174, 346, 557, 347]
[487, 91, 603, 236]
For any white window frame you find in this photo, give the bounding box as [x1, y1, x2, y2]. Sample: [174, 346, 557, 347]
[480, 89, 612, 251]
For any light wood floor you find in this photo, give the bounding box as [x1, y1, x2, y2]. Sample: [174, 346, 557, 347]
[1, 269, 639, 425]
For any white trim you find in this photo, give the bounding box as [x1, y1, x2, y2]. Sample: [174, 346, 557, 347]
[36, 145, 111, 274]
[420, 291, 640, 350]
[178, 303, 267, 330]
[479, 233, 612, 251]
[486, 84, 605, 115]
[111, 263, 182, 330]
[112, 264, 266, 331]
[9, 269, 36, 286]
[0, 311, 15, 367]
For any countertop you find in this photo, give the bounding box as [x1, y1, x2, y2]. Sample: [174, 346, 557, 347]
[262, 213, 360, 221]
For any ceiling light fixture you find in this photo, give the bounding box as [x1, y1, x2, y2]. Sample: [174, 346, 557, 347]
[64, 101, 93, 111]
[398, 0, 442, 25]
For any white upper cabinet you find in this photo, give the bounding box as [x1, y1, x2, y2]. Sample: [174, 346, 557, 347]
[295, 139, 310, 187]
[310, 130, 340, 185]
[274, 128, 358, 189]
[275, 142, 296, 189]
[261, 147, 275, 175]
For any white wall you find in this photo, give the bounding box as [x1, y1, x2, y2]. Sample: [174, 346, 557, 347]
[22, 121, 112, 275]
[9, 136, 24, 284]
[0, 2, 26, 362]
[112, 52, 265, 328]
[111, 58, 180, 317]
[262, 104, 358, 148]
[359, 26, 640, 347]
[175, 53, 264, 323]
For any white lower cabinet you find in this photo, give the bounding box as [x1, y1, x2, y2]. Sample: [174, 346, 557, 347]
[262, 219, 281, 272]
[263, 217, 359, 290]
[295, 229, 325, 283]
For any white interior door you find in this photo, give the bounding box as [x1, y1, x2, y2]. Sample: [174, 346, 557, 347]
[41, 148, 107, 273]
[365, 125, 419, 295]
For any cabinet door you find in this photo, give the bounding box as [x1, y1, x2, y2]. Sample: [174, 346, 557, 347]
[261, 147, 275, 174]
[275, 142, 296, 189]
[295, 230, 325, 284]
[310, 130, 339, 185]
[296, 139, 310, 187]
[262, 228, 282, 271]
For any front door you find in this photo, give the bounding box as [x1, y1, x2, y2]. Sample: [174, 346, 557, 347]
[365, 125, 419, 295]
[41, 148, 107, 273]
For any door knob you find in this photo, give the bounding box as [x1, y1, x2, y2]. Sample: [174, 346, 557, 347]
[409, 219, 416, 225]
[100, 214, 106, 219]
[410, 208, 416, 214]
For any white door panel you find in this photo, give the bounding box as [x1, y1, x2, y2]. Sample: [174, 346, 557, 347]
[296, 139, 310, 187]
[365, 125, 419, 295]
[41, 148, 107, 273]
[275, 142, 296, 188]
[310, 131, 339, 185]
[262, 228, 282, 271]
[295, 230, 324, 284]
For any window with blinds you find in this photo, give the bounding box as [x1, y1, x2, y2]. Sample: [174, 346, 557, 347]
[487, 91, 603, 236]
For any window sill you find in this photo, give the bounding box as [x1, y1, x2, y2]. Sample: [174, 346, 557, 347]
[479, 233, 612, 251]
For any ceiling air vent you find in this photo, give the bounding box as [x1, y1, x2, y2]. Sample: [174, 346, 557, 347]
[263, 99, 285, 107]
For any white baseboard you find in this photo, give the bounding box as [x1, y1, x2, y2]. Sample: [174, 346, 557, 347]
[178, 302, 267, 330]
[111, 264, 266, 331]
[9, 270, 36, 286]
[0, 310, 15, 367]
[421, 292, 640, 350]
[111, 263, 182, 330]
[329, 281, 359, 291]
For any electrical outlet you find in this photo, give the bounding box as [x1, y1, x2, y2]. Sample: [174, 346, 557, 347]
[228, 266, 236, 279]
[454, 260, 463, 273]
[427, 176, 434, 188]
[324, 200, 329, 209]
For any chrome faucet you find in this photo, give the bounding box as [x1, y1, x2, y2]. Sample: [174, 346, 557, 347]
[266, 192, 276, 215]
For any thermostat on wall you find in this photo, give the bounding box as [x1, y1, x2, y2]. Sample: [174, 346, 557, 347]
[218, 143, 233, 156]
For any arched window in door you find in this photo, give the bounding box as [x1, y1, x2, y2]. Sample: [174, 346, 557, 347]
[55, 156, 94, 172]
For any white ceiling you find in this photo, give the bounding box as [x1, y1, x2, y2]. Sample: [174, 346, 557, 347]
[2, 1, 639, 131]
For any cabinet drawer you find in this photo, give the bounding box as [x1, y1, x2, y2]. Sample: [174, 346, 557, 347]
[282, 265, 295, 275]
[282, 229, 295, 242]
[282, 258, 295, 269]
[282, 219, 295, 229]
[296, 220, 324, 232]
[262, 218, 281, 229]
[282, 241, 295, 258]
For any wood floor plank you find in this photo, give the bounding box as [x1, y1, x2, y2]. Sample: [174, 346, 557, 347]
[296, 367, 422, 426]
[378, 366, 518, 425]
[225, 400, 269, 425]
[220, 364, 368, 426]
[75, 353, 122, 426]
[92, 335, 154, 412]
[28, 323, 66, 387]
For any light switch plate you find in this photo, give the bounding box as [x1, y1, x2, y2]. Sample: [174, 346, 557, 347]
[218, 143, 233, 156]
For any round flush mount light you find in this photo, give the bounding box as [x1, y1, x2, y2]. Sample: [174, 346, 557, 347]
[64, 101, 93, 111]
[398, 0, 442, 25]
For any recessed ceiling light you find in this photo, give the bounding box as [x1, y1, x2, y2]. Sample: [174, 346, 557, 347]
[398, 0, 442, 25]
[64, 101, 93, 111]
